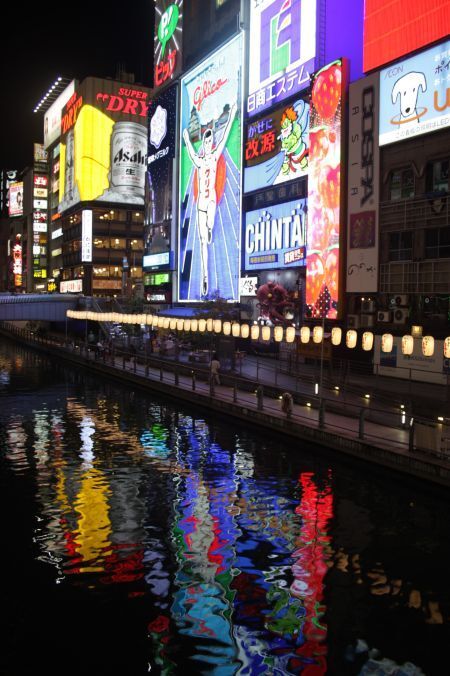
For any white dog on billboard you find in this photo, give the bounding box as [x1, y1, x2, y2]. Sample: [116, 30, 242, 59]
[391, 71, 427, 127]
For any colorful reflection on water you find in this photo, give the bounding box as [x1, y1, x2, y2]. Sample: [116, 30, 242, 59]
[0, 342, 449, 675]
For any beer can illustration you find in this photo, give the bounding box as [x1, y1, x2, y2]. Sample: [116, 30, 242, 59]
[109, 121, 147, 197]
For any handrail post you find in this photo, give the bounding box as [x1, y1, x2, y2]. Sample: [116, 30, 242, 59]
[318, 399, 326, 429]
[409, 418, 415, 452]
[256, 385, 264, 410]
[359, 408, 366, 439]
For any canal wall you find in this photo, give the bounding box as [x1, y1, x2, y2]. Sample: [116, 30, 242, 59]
[3, 326, 450, 490]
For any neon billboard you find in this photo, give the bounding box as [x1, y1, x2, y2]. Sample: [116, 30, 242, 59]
[178, 34, 243, 302]
[247, 0, 317, 116]
[154, 0, 183, 91]
[306, 60, 344, 319]
[244, 97, 309, 193]
[8, 182, 23, 217]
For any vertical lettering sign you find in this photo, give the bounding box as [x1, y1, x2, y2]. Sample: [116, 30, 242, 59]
[154, 0, 183, 92]
[347, 73, 379, 293]
[306, 60, 344, 320]
[379, 39, 450, 146]
[178, 34, 243, 302]
[81, 209, 93, 262]
[244, 197, 307, 271]
[247, 0, 317, 117]
[244, 96, 309, 193]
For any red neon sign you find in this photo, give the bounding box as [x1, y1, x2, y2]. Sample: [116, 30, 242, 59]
[154, 49, 178, 88]
[95, 90, 150, 117]
[364, 0, 450, 72]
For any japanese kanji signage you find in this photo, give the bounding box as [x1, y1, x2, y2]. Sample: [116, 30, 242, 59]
[244, 96, 309, 193]
[379, 39, 450, 146]
[247, 0, 317, 116]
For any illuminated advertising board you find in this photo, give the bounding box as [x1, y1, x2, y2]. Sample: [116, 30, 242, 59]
[239, 276, 258, 296]
[244, 198, 307, 271]
[147, 84, 177, 222]
[247, 0, 317, 116]
[12, 243, 22, 277]
[44, 80, 76, 148]
[379, 40, 450, 147]
[179, 34, 243, 302]
[154, 0, 183, 91]
[60, 279, 83, 293]
[347, 73, 380, 293]
[244, 97, 309, 193]
[143, 251, 171, 269]
[1, 170, 18, 216]
[306, 60, 344, 319]
[8, 182, 23, 217]
[34, 143, 48, 165]
[364, 0, 450, 73]
[81, 209, 93, 262]
[58, 77, 152, 213]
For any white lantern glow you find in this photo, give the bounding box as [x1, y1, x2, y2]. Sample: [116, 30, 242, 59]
[251, 324, 260, 340]
[232, 323, 240, 337]
[169, 318, 177, 330]
[381, 333, 393, 353]
[241, 324, 250, 338]
[274, 326, 283, 342]
[223, 321, 231, 336]
[213, 319, 222, 333]
[422, 335, 434, 357]
[444, 337, 450, 359]
[176, 319, 184, 332]
[346, 330, 357, 348]
[198, 318, 206, 332]
[163, 318, 170, 329]
[261, 325, 271, 341]
[401, 334, 414, 355]
[191, 319, 198, 332]
[331, 327, 342, 345]
[300, 326, 310, 343]
[362, 331, 374, 351]
[313, 326, 323, 343]
[184, 319, 191, 332]
[286, 326, 296, 343]
[146, 315, 153, 325]
[206, 318, 213, 332]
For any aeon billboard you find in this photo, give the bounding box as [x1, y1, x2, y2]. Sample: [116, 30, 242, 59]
[247, 0, 317, 116]
[244, 97, 309, 193]
[178, 34, 243, 302]
[379, 40, 450, 147]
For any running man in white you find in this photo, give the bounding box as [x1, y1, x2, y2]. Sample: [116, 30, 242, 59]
[183, 102, 237, 297]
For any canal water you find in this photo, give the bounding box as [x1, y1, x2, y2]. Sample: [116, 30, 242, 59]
[1, 339, 449, 676]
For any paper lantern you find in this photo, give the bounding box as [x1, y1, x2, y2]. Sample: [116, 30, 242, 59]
[232, 323, 240, 337]
[223, 321, 231, 336]
[401, 334, 413, 355]
[362, 331, 374, 351]
[169, 318, 177, 330]
[152, 316, 158, 328]
[261, 325, 271, 341]
[300, 326, 310, 343]
[444, 337, 450, 359]
[214, 319, 222, 333]
[241, 324, 249, 338]
[206, 318, 213, 332]
[313, 326, 323, 343]
[198, 318, 206, 332]
[163, 318, 170, 329]
[411, 325, 423, 338]
[274, 326, 283, 342]
[331, 327, 342, 345]
[346, 330, 357, 348]
[176, 319, 184, 332]
[381, 333, 393, 353]
[251, 324, 260, 340]
[184, 319, 191, 332]
[422, 335, 434, 357]
[191, 319, 198, 332]
[286, 326, 296, 343]
[146, 314, 153, 325]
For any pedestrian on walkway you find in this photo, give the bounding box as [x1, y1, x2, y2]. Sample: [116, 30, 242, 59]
[281, 392, 293, 418]
[210, 353, 221, 385]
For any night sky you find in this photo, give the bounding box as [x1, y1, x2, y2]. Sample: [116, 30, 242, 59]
[0, 1, 153, 171]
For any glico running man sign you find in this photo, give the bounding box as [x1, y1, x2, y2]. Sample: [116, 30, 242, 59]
[178, 34, 243, 302]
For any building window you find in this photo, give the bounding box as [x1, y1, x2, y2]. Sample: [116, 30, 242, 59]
[388, 231, 413, 261]
[93, 238, 109, 249]
[110, 237, 126, 250]
[425, 228, 450, 259]
[426, 159, 449, 194]
[389, 169, 415, 201]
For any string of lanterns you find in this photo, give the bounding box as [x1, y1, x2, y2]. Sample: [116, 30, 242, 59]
[65, 311, 450, 357]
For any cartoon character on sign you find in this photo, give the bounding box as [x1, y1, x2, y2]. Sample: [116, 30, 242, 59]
[390, 71, 427, 127]
[183, 102, 237, 296]
[278, 105, 308, 178]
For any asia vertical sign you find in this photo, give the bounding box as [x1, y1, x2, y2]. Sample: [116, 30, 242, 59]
[247, 0, 317, 116]
[179, 34, 243, 302]
[347, 73, 379, 293]
[306, 60, 345, 319]
[154, 0, 183, 91]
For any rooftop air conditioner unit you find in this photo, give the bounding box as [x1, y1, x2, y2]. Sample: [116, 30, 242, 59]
[347, 314, 360, 329]
[393, 308, 409, 324]
[389, 294, 409, 307]
[360, 314, 375, 327]
[361, 299, 375, 313]
[377, 310, 392, 323]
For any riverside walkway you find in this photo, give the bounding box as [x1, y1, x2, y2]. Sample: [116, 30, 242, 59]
[2, 322, 450, 489]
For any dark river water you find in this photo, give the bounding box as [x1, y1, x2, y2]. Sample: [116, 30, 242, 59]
[0, 339, 449, 675]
